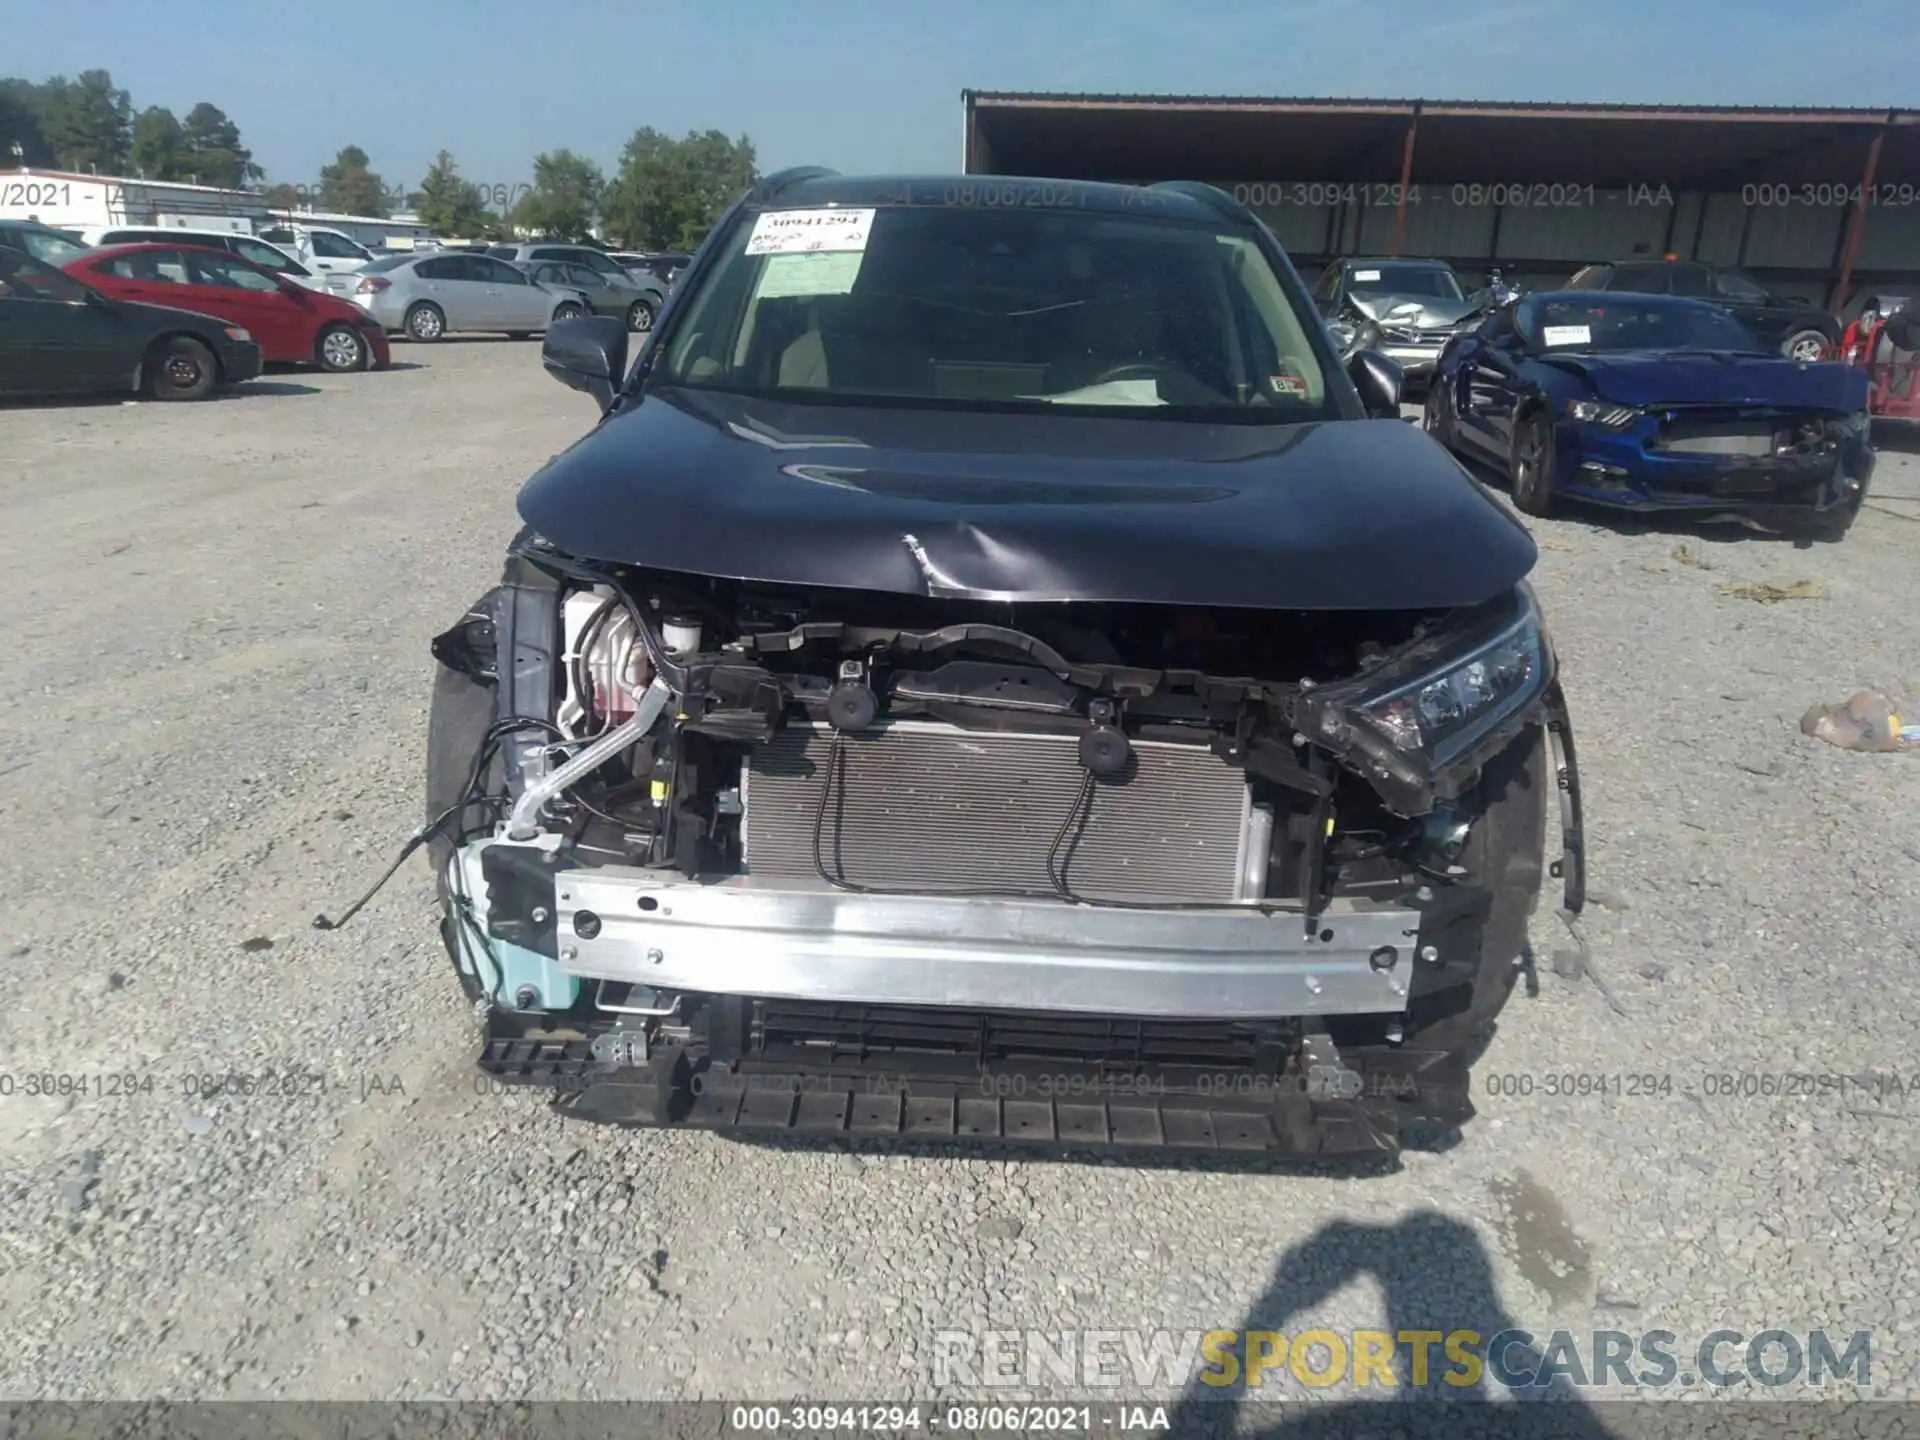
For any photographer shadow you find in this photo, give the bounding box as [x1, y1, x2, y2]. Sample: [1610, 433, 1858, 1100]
[1164, 1211, 1619, 1439]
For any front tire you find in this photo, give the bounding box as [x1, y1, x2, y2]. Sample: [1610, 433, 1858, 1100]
[405, 303, 446, 342]
[145, 337, 218, 401]
[551, 303, 586, 326]
[1509, 410, 1560, 517]
[1783, 328, 1831, 363]
[316, 323, 370, 373]
[1807, 494, 1865, 542]
[626, 299, 655, 334]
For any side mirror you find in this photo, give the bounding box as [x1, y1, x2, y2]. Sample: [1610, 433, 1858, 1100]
[1348, 350, 1403, 418]
[543, 313, 629, 411]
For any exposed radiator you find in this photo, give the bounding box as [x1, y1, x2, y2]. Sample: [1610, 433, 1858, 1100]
[742, 720, 1251, 903]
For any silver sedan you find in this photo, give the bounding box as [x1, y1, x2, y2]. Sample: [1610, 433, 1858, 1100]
[524, 260, 662, 332]
[349, 252, 588, 341]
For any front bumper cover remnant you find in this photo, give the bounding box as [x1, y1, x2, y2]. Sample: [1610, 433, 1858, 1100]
[513, 856, 1423, 1019]
[478, 1016, 1477, 1156]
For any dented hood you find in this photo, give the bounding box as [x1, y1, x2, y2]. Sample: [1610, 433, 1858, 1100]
[1539, 351, 1870, 412]
[516, 388, 1536, 610]
[1350, 293, 1482, 330]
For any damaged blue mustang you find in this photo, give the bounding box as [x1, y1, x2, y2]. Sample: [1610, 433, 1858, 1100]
[1424, 291, 1874, 540]
[410, 171, 1586, 1158]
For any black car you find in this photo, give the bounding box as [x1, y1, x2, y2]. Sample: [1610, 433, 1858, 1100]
[417, 171, 1584, 1159]
[0, 245, 263, 401]
[0, 219, 90, 266]
[1564, 260, 1840, 362]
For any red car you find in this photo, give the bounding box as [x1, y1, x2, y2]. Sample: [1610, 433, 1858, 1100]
[63, 243, 390, 372]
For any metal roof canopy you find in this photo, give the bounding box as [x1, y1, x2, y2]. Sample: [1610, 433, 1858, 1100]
[962, 93, 1920, 189]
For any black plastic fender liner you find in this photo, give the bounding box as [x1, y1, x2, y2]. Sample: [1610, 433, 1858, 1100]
[424, 656, 500, 889]
[1440, 721, 1550, 1038]
[490, 563, 565, 796]
[1544, 677, 1586, 917]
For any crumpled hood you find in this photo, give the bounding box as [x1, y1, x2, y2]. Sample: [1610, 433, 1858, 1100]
[1350, 293, 1482, 330]
[1540, 351, 1870, 411]
[517, 387, 1536, 611]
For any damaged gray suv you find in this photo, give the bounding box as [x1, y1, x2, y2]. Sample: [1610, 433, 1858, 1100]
[414, 169, 1585, 1156]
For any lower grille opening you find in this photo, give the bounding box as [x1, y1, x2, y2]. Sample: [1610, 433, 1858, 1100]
[745, 999, 1300, 1076]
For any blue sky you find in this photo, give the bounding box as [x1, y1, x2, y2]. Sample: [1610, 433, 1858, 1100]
[12, 0, 1915, 191]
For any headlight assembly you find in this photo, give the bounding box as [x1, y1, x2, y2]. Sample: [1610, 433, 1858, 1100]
[1565, 398, 1638, 428]
[1294, 586, 1553, 813]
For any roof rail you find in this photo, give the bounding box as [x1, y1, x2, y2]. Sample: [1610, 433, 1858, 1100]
[752, 167, 839, 203]
[1150, 179, 1256, 225]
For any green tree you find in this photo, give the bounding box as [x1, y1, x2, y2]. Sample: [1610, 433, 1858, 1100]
[601, 128, 756, 251]
[0, 79, 54, 166]
[129, 105, 188, 180]
[414, 150, 494, 236]
[319, 144, 390, 216]
[181, 102, 260, 188]
[512, 149, 603, 241]
[259, 181, 302, 209]
[37, 70, 133, 174]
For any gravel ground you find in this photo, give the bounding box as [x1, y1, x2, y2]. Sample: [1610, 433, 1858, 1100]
[0, 345, 1916, 1414]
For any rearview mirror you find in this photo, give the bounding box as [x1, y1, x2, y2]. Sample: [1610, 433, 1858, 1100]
[542, 313, 628, 411]
[1348, 350, 1403, 418]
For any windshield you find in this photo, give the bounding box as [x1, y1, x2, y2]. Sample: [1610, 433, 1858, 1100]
[1347, 263, 1463, 301]
[1521, 295, 1767, 354]
[6, 226, 89, 266]
[656, 202, 1333, 418]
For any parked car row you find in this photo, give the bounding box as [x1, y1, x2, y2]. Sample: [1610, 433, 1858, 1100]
[65, 243, 390, 372]
[1308, 248, 1871, 538]
[0, 224, 677, 401]
[74, 224, 341, 292]
[1316, 254, 1843, 383]
[0, 244, 264, 401]
[1411, 287, 1873, 539]
[487, 243, 668, 330]
[352, 252, 591, 341]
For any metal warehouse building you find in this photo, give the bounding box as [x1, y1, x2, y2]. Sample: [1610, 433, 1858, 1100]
[961, 94, 1920, 314]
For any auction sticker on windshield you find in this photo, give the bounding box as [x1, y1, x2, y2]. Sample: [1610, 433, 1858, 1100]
[1353, 269, 1381, 281]
[1542, 325, 1592, 347]
[755, 251, 865, 298]
[746, 208, 876, 256]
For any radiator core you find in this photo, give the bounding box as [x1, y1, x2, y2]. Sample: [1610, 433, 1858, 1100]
[741, 721, 1251, 903]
